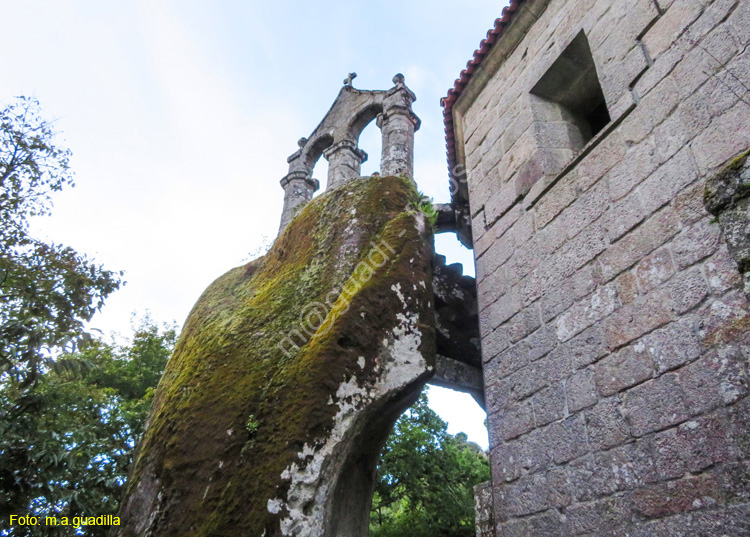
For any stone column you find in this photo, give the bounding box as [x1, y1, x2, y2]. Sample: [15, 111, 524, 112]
[379, 74, 421, 181]
[278, 171, 319, 235]
[323, 139, 368, 190]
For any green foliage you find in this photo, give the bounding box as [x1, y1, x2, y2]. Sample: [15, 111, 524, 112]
[245, 415, 260, 436]
[370, 391, 490, 537]
[0, 316, 176, 536]
[0, 96, 123, 389]
[409, 191, 439, 229]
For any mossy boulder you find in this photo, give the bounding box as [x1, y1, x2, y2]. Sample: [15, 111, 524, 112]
[117, 176, 436, 537]
[704, 150, 750, 275]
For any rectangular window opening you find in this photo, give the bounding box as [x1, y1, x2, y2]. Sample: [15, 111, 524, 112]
[530, 31, 611, 145]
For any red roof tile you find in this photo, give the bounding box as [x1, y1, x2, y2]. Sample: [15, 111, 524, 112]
[441, 0, 525, 184]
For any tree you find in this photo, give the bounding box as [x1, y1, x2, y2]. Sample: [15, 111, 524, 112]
[0, 316, 176, 536]
[0, 96, 122, 389]
[370, 391, 490, 537]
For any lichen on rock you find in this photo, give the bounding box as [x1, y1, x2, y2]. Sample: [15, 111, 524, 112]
[116, 176, 436, 537]
[705, 150, 750, 279]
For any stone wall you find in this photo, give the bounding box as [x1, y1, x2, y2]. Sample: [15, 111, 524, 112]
[455, 0, 750, 534]
[474, 481, 496, 537]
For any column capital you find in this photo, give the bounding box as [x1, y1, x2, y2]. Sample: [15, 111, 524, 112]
[280, 171, 319, 191]
[323, 139, 368, 164]
[377, 107, 421, 132]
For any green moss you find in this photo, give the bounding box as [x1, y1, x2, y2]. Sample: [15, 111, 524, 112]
[120, 176, 435, 536]
[704, 149, 750, 215]
[409, 190, 439, 229]
[726, 149, 750, 171]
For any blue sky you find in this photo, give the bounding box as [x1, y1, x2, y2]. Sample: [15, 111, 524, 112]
[0, 1, 507, 449]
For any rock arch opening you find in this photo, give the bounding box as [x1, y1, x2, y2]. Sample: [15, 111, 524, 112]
[368, 384, 490, 537]
[325, 380, 425, 536]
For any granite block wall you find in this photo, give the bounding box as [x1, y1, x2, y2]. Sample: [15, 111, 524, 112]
[458, 0, 750, 533]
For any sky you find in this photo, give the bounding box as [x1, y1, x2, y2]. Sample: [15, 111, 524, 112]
[0, 0, 507, 450]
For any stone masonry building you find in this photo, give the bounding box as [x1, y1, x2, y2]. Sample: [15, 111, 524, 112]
[442, 0, 750, 534]
[117, 1, 750, 533]
[117, 75, 486, 537]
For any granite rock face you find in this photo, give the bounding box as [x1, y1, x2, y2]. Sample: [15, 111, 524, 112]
[116, 176, 435, 537]
[705, 151, 750, 278]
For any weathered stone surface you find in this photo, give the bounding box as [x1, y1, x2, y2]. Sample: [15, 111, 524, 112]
[705, 244, 743, 293]
[607, 138, 660, 200]
[565, 496, 631, 535]
[117, 177, 435, 537]
[545, 466, 572, 508]
[603, 289, 674, 349]
[278, 173, 320, 234]
[628, 504, 750, 537]
[584, 397, 631, 450]
[532, 383, 566, 426]
[608, 440, 656, 491]
[670, 218, 722, 270]
[482, 325, 511, 364]
[433, 254, 481, 368]
[648, 426, 690, 481]
[432, 355, 484, 408]
[641, 316, 701, 373]
[497, 399, 535, 441]
[678, 346, 749, 415]
[547, 415, 589, 464]
[696, 291, 750, 348]
[717, 462, 750, 506]
[567, 368, 598, 412]
[503, 473, 550, 517]
[451, 0, 750, 533]
[632, 473, 723, 519]
[602, 190, 646, 243]
[716, 197, 750, 273]
[598, 206, 680, 283]
[567, 454, 618, 502]
[635, 248, 675, 292]
[614, 270, 639, 305]
[496, 510, 565, 537]
[489, 441, 520, 484]
[538, 262, 599, 321]
[623, 372, 689, 437]
[475, 481, 495, 537]
[594, 344, 654, 397]
[664, 266, 709, 315]
[507, 305, 542, 343]
[638, 146, 699, 215]
[674, 413, 737, 473]
[556, 284, 618, 342]
[278, 76, 420, 234]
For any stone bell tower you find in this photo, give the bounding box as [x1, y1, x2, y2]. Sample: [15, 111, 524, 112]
[278, 73, 421, 235]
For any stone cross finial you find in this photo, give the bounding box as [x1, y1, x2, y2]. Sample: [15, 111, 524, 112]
[344, 72, 357, 87]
